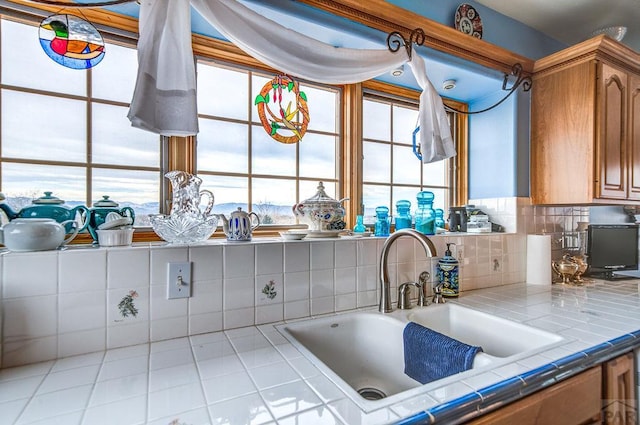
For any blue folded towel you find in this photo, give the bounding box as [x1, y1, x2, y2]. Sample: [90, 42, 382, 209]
[403, 321, 483, 384]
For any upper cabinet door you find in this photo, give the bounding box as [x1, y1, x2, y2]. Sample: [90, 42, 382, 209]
[627, 73, 640, 200]
[597, 62, 628, 200]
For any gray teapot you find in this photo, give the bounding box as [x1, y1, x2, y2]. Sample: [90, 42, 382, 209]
[0, 192, 89, 234]
[217, 207, 260, 242]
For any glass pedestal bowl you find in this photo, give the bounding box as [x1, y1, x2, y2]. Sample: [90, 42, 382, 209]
[149, 213, 219, 243]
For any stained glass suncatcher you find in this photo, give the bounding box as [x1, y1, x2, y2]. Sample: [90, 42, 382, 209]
[255, 75, 310, 144]
[39, 14, 105, 69]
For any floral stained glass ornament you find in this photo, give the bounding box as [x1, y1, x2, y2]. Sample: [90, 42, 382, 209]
[254, 74, 310, 144]
[39, 14, 105, 70]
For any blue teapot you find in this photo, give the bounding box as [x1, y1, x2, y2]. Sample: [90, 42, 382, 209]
[0, 191, 89, 233]
[87, 196, 135, 243]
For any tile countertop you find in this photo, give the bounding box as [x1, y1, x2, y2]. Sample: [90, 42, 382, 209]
[2, 279, 640, 425]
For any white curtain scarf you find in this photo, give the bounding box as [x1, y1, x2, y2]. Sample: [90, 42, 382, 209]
[127, 0, 455, 163]
[127, 0, 198, 136]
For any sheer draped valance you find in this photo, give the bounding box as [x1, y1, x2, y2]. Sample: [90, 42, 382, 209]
[127, 0, 455, 163]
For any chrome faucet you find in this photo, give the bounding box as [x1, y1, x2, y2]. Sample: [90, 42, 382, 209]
[379, 228, 437, 313]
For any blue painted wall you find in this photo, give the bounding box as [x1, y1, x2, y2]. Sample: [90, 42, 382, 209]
[385, 0, 566, 59]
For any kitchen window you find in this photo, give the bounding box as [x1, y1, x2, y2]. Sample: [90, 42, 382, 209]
[0, 17, 161, 232]
[195, 60, 340, 225]
[0, 9, 467, 240]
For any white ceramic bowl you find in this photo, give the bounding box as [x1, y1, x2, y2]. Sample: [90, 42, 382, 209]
[96, 228, 134, 246]
[279, 231, 307, 240]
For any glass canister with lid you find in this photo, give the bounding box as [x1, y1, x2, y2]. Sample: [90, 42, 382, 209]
[394, 200, 412, 230]
[414, 191, 436, 235]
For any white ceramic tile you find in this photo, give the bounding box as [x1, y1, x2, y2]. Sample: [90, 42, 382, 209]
[106, 248, 149, 289]
[149, 346, 193, 371]
[311, 297, 334, 316]
[256, 243, 283, 275]
[306, 374, 346, 403]
[189, 279, 223, 314]
[224, 307, 255, 329]
[275, 343, 303, 360]
[106, 321, 149, 349]
[256, 273, 283, 305]
[107, 287, 149, 325]
[150, 316, 188, 342]
[208, 393, 274, 425]
[150, 284, 188, 320]
[16, 384, 92, 424]
[147, 381, 206, 422]
[0, 398, 30, 425]
[60, 332, 104, 364]
[260, 380, 322, 419]
[224, 244, 255, 278]
[3, 252, 58, 298]
[98, 355, 148, 382]
[334, 267, 356, 295]
[189, 311, 223, 335]
[196, 354, 244, 379]
[89, 372, 148, 406]
[238, 346, 285, 369]
[150, 246, 189, 285]
[191, 338, 235, 362]
[26, 410, 83, 425]
[189, 245, 223, 281]
[223, 276, 255, 310]
[356, 290, 377, 308]
[288, 356, 320, 379]
[335, 293, 356, 312]
[149, 363, 199, 392]
[0, 360, 53, 381]
[256, 304, 284, 325]
[102, 343, 148, 363]
[329, 398, 400, 425]
[202, 369, 256, 403]
[284, 242, 310, 273]
[3, 296, 57, 339]
[284, 300, 310, 320]
[51, 351, 104, 372]
[311, 242, 334, 270]
[248, 361, 299, 389]
[284, 271, 310, 302]
[335, 241, 356, 268]
[356, 265, 377, 292]
[147, 407, 211, 425]
[59, 250, 107, 293]
[151, 336, 190, 353]
[357, 239, 378, 266]
[0, 375, 43, 403]
[59, 290, 106, 333]
[395, 238, 414, 262]
[278, 405, 343, 425]
[37, 364, 100, 394]
[311, 269, 334, 298]
[81, 394, 146, 425]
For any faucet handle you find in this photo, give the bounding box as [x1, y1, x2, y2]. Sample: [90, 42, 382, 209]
[398, 282, 425, 309]
[432, 282, 446, 304]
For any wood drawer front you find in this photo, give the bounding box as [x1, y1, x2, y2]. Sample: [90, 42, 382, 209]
[468, 366, 602, 425]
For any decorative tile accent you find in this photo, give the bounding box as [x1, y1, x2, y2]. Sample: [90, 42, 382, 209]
[117, 290, 139, 319]
[261, 280, 277, 300]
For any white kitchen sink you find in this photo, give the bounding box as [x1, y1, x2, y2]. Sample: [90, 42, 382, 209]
[277, 304, 563, 411]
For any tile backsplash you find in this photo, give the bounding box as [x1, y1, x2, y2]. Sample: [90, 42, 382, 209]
[0, 229, 526, 368]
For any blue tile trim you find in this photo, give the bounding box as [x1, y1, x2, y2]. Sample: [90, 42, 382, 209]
[394, 411, 431, 425]
[427, 392, 483, 424]
[519, 362, 558, 388]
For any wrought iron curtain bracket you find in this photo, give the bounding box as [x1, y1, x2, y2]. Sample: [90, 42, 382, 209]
[386, 28, 533, 115]
[386, 28, 426, 60]
[443, 62, 532, 115]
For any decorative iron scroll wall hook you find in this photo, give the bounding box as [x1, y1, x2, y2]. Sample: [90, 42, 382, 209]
[386, 28, 533, 115]
[386, 28, 426, 60]
[444, 62, 532, 115]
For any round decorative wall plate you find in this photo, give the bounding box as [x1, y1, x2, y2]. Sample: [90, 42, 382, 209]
[455, 3, 483, 39]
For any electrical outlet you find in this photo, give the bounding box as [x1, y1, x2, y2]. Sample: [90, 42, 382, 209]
[456, 246, 464, 261]
[167, 262, 191, 299]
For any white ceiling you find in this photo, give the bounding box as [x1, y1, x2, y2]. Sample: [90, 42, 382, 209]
[476, 0, 640, 51]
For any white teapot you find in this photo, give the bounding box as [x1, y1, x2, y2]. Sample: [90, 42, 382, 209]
[217, 207, 260, 242]
[0, 218, 79, 252]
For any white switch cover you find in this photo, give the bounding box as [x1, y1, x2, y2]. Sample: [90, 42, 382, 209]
[167, 262, 192, 299]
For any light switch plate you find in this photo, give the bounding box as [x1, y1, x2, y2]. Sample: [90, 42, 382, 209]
[167, 262, 191, 299]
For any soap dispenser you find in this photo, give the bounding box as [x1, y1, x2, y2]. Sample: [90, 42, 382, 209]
[437, 243, 459, 297]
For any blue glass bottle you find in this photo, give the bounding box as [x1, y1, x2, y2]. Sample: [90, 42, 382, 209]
[394, 200, 412, 230]
[414, 191, 436, 235]
[374, 206, 390, 237]
[435, 208, 445, 230]
[353, 214, 366, 233]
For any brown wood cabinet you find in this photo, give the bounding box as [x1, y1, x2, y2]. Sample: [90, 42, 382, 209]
[531, 35, 640, 204]
[467, 351, 636, 425]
